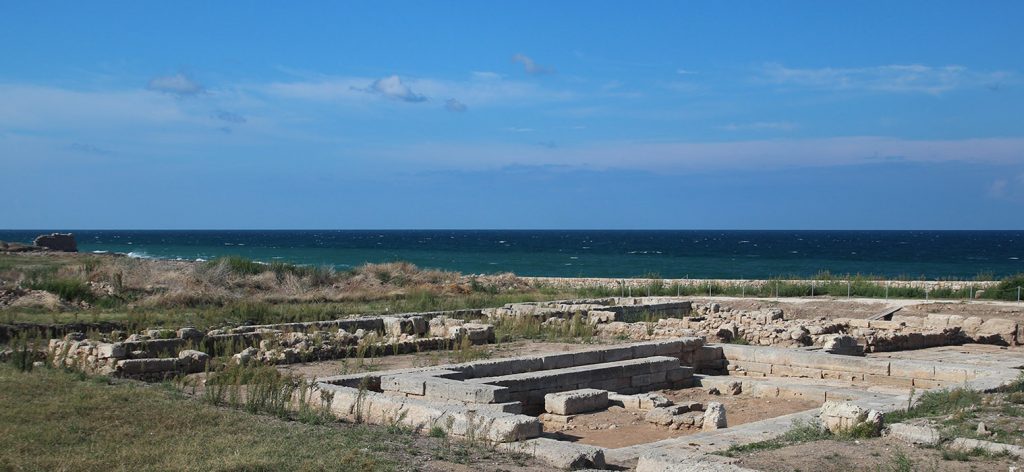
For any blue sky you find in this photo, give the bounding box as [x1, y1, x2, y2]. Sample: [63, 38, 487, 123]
[2, 1, 1023, 229]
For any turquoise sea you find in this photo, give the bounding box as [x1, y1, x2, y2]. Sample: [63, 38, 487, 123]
[1, 230, 1021, 279]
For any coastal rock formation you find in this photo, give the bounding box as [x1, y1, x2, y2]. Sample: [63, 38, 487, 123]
[32, 233, 77, 252]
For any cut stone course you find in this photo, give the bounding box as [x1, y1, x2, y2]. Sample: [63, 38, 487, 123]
[544, 389, 609, 415]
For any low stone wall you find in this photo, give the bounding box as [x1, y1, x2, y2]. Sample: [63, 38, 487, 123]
[311, 339, 705, 442]
[314, 382, 543, 443]
[713, 343, 996, 389]
[469, 357, 693, 412]
[47, 311, 498, 380]
[836, 314, 1020, 351]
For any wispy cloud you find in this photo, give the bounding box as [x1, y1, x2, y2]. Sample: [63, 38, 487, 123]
[369, 137, 1024, 172]
[214, 110, 247, 124]
[762, 63, 1010, 94]
[988, 173, 1024, 200]
[512, 53, 554, 75]
[264, 74, 572, 106]
[365, 75, 426, 102]
[69, 142, 112, 155]
[444, 98, 467, 112]
[720, 121, 799, 132]
[147, 72, 204, 96]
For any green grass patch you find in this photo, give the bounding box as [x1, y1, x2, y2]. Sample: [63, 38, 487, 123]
[886, 388, 981, 424]
[25, 276, 94, 303]
[719, 419, 831, 456]
[0, 363, 404, 470]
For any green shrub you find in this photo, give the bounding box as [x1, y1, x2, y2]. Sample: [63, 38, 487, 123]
[25, 276, 94, 303]
[208, 256, 266, 276]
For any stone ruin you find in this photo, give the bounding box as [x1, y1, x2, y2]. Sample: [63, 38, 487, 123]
[484, 296, 1021, 353]
[49, 310, 496, 380]
[37, 296, 1024, 470]
[300, 333, 1023, 470]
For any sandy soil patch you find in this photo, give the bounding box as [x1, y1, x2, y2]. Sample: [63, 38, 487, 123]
[543, 388, 821, 449]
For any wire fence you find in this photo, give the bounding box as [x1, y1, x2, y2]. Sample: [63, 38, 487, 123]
[566, 278, 1024, 303]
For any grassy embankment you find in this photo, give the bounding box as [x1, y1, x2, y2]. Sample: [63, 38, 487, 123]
[2, 253, 1022, 333]
[0, 360, 532, 471]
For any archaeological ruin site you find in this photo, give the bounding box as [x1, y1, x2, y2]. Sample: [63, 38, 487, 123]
[43, 295, 1024, 470]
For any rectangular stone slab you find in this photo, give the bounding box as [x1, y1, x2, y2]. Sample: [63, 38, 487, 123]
[544, 388, 609, 415]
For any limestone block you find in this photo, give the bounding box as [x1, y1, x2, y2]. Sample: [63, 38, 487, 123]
[822, 335, 864, 356]
[644, 407, 677, 425]
[819, 401, 865, 433]
[116, 358, 180, 375]
[702, 402, 727, 430]
[510, 438, 605, 470]
[381, 375, 427, 396]
[177, 327, 205, 342]
[540, 353, 575, 370]
[631, 371, 668, 388]
[544, 389, 609, 415]
[977, 318, 1018, 345]
[732, 360, 774, 375]
[462, 322, 495, 344]
[608, 393, 642, 410]
[572, 349, 603, 366]
[886, 423, 940, 446]
[423, 377, 511, 403]
[177, 349, 210, 373]
[947, 438, 1024, 457]
[772, 364, 823, 379]
[601, 345, 634, 363]
[637, 450, 756, 472]
[888, 360, 935, 379]
[96, 342, 126, 359]
[638, 392, 672, 410]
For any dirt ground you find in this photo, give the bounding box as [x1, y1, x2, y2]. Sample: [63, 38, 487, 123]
[691, 296, 1024, 322]
[729, 437, 1021, 472]
[542, 388, 821, 449]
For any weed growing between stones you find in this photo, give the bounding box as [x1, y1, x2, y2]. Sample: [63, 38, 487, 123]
[885, 388, 981, 424]
[718, 419, 831, 456]
[876, 449, 917, 472]
[492, 312, 595, 343]
[200, 362, 330, 421]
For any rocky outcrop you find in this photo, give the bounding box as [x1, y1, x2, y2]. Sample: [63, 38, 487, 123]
[32, 233, 77, 252]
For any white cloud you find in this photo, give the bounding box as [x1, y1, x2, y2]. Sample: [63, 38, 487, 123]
[263, 74, 572, 107]
[367, 75, 426, 102]
[512, 53, 553, 75]
[147, 72, 204, 96]
[762, 63, 1010, 94]
[444, 98, 467, 112]
[0, 83, 190, 128]
[471, 71, 502, 80]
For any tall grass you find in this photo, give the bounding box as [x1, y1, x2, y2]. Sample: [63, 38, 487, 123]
[24, 276, 94, 303]
[493, 312, 595, 343]
[885, 387, 982, 423]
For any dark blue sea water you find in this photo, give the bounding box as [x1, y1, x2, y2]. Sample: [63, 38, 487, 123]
[1, 230, 1021, 279]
